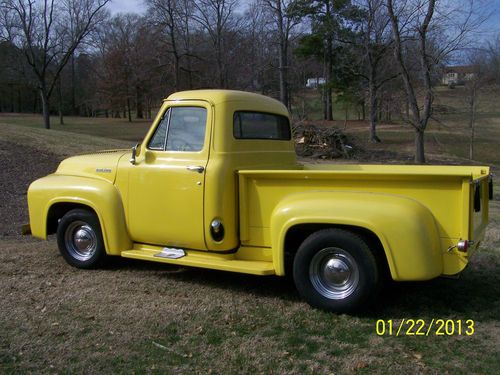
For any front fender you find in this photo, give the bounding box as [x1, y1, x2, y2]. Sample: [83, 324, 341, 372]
[271, 191, 442, 281]
[28, 174, 131, 255]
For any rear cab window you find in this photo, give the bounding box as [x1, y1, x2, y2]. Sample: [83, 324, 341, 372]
[233, 111, 291, 140]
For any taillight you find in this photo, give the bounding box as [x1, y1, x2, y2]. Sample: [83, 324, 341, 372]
[457, 240, 474, 252]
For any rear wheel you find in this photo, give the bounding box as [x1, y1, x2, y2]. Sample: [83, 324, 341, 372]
[293, 228, 380, 313]
[56, 209, 106, 269]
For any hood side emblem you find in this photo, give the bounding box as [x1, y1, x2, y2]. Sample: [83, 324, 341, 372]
[96, 168, 112, 173]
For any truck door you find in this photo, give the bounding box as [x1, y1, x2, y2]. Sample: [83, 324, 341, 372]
[128, 102, 211, 250]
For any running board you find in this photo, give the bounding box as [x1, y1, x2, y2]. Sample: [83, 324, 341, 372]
[121, 245, 275, 276]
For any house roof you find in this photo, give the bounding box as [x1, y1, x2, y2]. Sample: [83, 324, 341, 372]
[444, 65, 477, 74]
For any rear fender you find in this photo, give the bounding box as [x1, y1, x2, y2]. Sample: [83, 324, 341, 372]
[28, 174, 131, 255]
[271, 191, 442, 281]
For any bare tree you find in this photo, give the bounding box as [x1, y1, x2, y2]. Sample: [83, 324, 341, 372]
[0, 4, 16, 41]
[192, 0, 239, 88]
[387, 0, 488, 163]
[356, 0, 397, 142]
[262, 0, 301, 108]
[387, 0, 436, 163]
[240, 1, 272, 91]
[178, 0, 196, 88]
[1, 0, 109, 129]
[464, 47, 497, 160]
[487, 35, 500, 83]
[147, 0, 185, 91]
[94, 14, 159, 121]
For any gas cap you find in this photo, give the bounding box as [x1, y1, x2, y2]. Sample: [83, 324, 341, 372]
[210, 219, 224, 242]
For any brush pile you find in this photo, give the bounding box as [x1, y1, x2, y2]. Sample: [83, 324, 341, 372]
[294, 124, 356, 159]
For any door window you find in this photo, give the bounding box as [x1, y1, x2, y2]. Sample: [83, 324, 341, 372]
[167, 107, 207, 151]
[148, 107, 207, 152]
[148, 109, 170, 150]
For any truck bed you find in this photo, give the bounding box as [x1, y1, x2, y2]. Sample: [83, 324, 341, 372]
[238, 164, 490, 278]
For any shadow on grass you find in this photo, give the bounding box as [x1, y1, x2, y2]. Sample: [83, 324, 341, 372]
[103, 255, 499, 319]
[369, 270, 499, 320]
[104, 256, 299, 299]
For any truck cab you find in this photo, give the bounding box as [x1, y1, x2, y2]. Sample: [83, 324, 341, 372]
[119, 90, 296, 252]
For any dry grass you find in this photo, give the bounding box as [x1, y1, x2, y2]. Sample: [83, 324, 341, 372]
[1, 237, 498, 374]
[0, 113, 151, 143]
[1, 89, 499, 374]
[0, 117, 133, 157]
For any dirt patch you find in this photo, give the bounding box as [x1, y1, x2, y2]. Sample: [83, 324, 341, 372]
[0, 140, 62, 239]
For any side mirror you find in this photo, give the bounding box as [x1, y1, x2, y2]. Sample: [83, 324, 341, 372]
[130, 143, 141, 165]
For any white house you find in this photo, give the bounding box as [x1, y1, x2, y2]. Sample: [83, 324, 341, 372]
[306, 77, 326, 88]
[442, 65, 476, 85]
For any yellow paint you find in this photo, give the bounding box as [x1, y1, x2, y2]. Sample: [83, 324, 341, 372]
[28, 174, 131, 255]
[27, 90, 490, 281]
[122, 244, 274, 275]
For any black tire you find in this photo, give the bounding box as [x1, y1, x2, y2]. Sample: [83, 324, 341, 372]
[293, 228, 380, 313]
[56, 208, 106, 269]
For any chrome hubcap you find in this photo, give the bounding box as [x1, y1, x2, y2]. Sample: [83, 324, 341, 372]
[309, 247, 359, 300]
[64, 221, 97, 261]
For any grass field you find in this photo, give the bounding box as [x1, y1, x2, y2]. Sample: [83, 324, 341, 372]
[0, 87, 499, 374]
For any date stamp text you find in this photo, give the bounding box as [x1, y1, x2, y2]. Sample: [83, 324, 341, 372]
[375, 319, 475, 336]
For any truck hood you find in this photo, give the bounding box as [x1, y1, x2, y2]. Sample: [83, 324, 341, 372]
[55, 149, 130, 183]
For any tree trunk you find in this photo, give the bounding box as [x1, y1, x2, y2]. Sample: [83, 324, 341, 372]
[324, 0, 334, 121]
[9, 84, 14, 112]
[415, 129, 425, 164]
[185, 14, 193, 90]
[17, 87, 22, 112]
[325, 38, 333, 121]
[215, 29, 224, 88]
[469, 89, 476, 160]
[276, 0, 289, 109]
[58, 79, 64, 125]
[40, 88, 51, 129]
[127, 98, 132, 122]
[168, 24, 180, 91]
[136, 86, 143, 119]
[369, 82, 381, 142]
[344, 103, 349, 129]
[405, 98, 409, 121]
[33, 90, 38, 113]
[174, 55, 180, 91]
[278, 42, 289, 108]
[71, 52, 77, 115]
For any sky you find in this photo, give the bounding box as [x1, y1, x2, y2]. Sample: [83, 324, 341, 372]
[107, 0, 500, 42]
[107, 0, 253, 15]
[107, 0, 146, 15]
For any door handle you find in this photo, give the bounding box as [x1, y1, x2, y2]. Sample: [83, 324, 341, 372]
[187, 165, 205, 173]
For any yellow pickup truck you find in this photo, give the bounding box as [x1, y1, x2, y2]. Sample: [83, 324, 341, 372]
[27, 90, 492, 312]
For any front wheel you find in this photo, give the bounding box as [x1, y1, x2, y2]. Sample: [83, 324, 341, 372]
[293, 229, 380, 313]
[56, 208, 106, 269]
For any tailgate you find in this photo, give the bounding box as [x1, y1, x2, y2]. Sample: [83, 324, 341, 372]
[470, 173, 492, 252]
